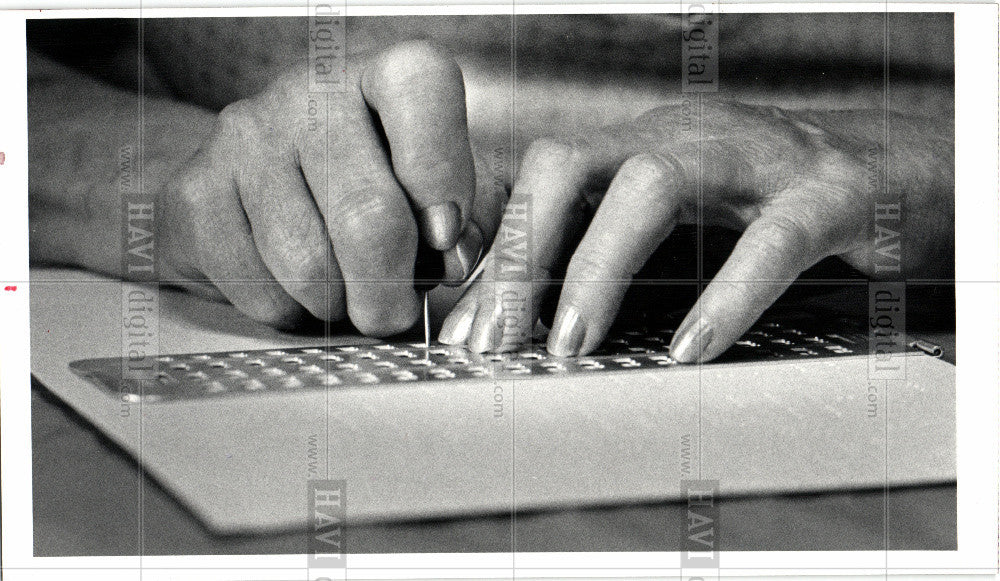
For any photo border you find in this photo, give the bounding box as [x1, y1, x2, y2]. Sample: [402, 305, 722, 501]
[1, 2, 996, 579]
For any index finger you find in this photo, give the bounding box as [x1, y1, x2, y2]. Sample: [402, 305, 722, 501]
[439, 138, 596, 352]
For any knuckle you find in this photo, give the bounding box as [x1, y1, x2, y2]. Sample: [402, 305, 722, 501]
[215, 100, 263, 140]
[392, 40, 455, 71]
[750, 214, 813, 258]
[336, 195, 417, 253]
[566, 251, 626, 282]
[168, 171, 218, 252]
[814, 147, 866, 187]
[370, 40, 462, 93]
[335, 193, 393, 229]
[171, 171, 207, 215]
[259, 232, 329, 283]
[288, 242, 331, 281]
[523, 137, 588, 172]
[216, 100, 250, 129]
[620, 153, 683, 189]
[634, 107, 664, 128]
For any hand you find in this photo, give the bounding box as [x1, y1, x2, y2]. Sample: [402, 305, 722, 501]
[157, 41, 503, 334]
[438, 101, 954, 361]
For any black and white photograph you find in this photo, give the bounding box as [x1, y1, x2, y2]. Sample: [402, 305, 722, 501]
[2, 2, 998, 579]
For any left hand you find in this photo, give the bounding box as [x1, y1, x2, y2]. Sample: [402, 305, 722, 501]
[437, 101, 954, 361]
[155, 41, 504, 334]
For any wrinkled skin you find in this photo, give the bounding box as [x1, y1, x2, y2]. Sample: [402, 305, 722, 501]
[157, 41, 505, 335]
[439, 102, 953, 362]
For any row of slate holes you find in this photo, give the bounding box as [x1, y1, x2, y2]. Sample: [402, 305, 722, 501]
[790, 347, 820, 356]
[156, 341, 677, 384]
[823, 345, 854, 354]
[612, 357, 642, 368]
[156, 355, 678, 390]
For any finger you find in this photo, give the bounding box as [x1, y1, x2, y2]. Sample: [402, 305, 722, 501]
[437, 256, 488, 345]
[174, 157, 308, 329]
[236, 149, 346, 322]
[469, 145, 510, 248]
[449, 138, 593, 353]
[669, 205, 827, 363]
[432, 147, 509, 289]
[298, 92, 421, 337]
[362, 41, 477, 263]
[548, 153, 684, 357]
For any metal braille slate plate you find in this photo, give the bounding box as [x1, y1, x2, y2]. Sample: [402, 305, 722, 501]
[66, 314, 908, 403]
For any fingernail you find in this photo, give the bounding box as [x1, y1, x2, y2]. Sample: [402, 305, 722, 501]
[442, 223, 484, 286]
[420, 201, 462, 251]
[670, 316, 713, 363]
[547, 306, 586, 357]
[469, 306, 499, 353]
[439, 302, 477, 345]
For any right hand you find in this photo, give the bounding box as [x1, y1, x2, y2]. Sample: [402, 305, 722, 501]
[156, 41, 504, 334]
[438, 102, 954, 361]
